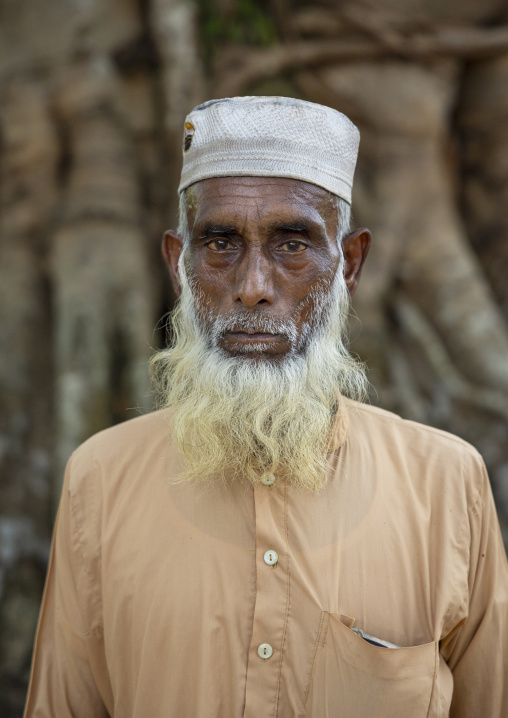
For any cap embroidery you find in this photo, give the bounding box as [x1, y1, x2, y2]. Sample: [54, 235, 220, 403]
[183, 122, 195, 152]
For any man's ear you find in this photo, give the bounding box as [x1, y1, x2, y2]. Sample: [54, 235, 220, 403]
[162, 231, 184, 298]
[341, 228, 371, 297]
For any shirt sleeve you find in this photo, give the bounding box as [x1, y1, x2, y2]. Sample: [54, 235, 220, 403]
[24, 454, 112, 718]
[441, 452, 508, 718]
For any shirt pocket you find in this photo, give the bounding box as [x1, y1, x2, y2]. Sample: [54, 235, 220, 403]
[301, 612, 437, 718]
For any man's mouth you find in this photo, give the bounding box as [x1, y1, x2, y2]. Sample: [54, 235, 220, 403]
[225, 331, 281, 343]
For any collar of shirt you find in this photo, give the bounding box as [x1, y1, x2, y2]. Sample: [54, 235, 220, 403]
[327, 395, 350, 452]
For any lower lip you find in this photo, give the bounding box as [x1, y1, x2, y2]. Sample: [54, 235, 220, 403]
[226, 332, 280, 343]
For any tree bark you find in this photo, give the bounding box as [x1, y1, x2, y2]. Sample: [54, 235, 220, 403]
[1, 2, 508, 714]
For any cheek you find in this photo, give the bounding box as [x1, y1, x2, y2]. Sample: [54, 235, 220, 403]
[294, 274, 336, 324]
[186, 256, 225, 307]
[187, 276, 228, 328]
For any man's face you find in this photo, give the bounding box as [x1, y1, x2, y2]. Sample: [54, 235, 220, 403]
[157, 176, 370, 487]
[164, 176, 369, 360]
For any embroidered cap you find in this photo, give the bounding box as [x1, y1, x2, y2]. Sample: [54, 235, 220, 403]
[178, 96, 360, 204]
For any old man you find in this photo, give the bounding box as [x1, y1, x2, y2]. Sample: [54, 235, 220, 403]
[25, 97, 508, 717]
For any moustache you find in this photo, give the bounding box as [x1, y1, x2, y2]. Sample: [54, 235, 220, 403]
[210, 310, 298, 344]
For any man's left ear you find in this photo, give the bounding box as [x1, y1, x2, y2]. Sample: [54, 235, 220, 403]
[341, 228, 371, 297]
[162, 230, 184, 298]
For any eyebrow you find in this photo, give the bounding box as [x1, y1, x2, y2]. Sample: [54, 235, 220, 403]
[196, 225, 239, 240]
[266, 221, 311, 234]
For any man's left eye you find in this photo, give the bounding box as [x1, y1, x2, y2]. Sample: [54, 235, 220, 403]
[280, 241, 307, 253]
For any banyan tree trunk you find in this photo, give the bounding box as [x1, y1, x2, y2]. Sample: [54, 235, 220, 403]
[50, 53, 155, 501]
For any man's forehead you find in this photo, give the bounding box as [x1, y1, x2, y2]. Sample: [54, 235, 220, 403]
[186, 176, 337, 229]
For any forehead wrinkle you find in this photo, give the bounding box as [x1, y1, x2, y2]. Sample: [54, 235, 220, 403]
[187, 177, 339, 242]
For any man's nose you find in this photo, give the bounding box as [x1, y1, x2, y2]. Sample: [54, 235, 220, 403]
[233, 249, 275, 307]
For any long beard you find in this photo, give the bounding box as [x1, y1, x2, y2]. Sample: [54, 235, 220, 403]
[150, 258, 367, 491]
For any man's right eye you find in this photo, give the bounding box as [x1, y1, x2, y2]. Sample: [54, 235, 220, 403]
[206, 239, 235, 251]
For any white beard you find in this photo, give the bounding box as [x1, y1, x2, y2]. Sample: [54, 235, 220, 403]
[150, 252, 367, 491]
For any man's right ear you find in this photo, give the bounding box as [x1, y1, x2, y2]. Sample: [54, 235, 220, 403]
[162, 231, 184, 298]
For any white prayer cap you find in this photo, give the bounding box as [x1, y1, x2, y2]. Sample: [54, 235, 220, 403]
[178, 96, 359, 204]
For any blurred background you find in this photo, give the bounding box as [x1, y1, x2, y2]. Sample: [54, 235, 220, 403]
[1, 0, 508, 714]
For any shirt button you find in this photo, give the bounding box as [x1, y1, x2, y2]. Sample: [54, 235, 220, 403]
[257, 643, 273, 660]
[264, 550, 278, 566]
[261, 474, 275, 486]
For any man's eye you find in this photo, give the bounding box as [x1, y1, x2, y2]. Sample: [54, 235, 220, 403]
[207, 239, 235, 251]
[280, 241, 307, 253]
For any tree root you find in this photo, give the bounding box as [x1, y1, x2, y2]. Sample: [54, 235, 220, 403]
[395, 295, 508, 422]
[215, 24, 508, 96]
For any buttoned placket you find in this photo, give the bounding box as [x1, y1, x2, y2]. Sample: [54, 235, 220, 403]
[243, 477, 290, 718]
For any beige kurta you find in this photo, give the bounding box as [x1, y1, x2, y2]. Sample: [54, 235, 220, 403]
[24, 400, 508, 717]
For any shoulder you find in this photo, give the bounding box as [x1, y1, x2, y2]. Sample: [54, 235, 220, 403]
[345, 398, 481, 456]
[66, 409, 171, 494]
[344, 399, 487, 505]
[73, 409, 168, 460]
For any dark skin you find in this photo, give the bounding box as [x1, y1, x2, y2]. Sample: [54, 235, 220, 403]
[162, 176, 371, 359]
